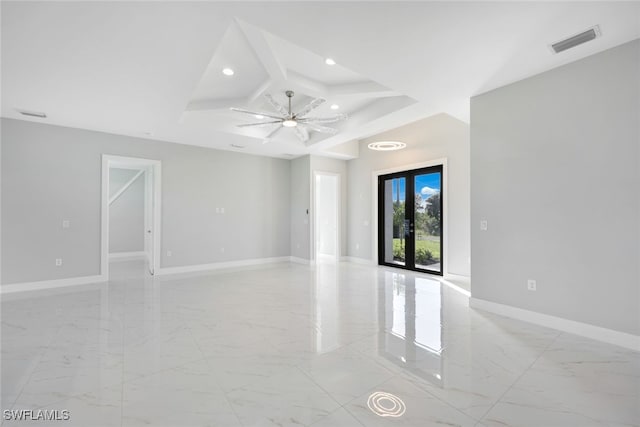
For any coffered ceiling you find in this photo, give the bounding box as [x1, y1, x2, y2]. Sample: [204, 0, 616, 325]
[2, 2, 639, 159]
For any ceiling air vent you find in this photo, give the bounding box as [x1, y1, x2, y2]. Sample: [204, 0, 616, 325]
[16, 109, 47, 118]
[551, 26, 601, 54]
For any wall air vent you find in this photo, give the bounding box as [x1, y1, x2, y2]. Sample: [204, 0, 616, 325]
[16, 109, 47, 118]
[551, 26, 601, 54]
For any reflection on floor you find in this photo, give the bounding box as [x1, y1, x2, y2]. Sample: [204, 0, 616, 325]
[1, 260, 638, 426]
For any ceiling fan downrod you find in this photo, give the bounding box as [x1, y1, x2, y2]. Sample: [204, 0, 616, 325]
[285, 90, 294, 117]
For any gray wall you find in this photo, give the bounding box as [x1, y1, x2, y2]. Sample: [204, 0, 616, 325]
[109, 168, 144, 253]
[1, 119, 291, 284]
[470, 40, 639, 335]
[290, 155, 311, 260]
[347, 113, 471, 276]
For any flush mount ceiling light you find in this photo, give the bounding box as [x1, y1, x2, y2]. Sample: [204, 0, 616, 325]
[222, 68, 235, 76]
[325, 58, 336, 66]
[367, 141, 407, 151]
[330, 104, 340, 110]
[254, 114, 264, 119]
[230, 90, 347, 143]
[16, 108, 46, 118]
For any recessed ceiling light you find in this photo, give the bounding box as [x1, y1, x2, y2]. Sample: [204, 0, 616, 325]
[254, 114, 264, 119]
[330, 104, 340, 110]
[325, 58, 336, 66]
[16, 108, 46, 118]
[367, 141, 407, 151]
[222, 68, 235, 76]
[282, 119, 297, 128]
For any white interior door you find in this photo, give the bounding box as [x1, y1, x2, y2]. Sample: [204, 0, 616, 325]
[314, 173, 339, 261]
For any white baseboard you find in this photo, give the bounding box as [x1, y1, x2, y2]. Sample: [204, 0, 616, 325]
[470, 297, 640, 351]
[444, 272, 471, 282]
[341, 256, 374, 265]
[109, 251, 146, 261]
[156, 256, 291, 276]
[289, 256, 312, 265]
[1, 274, 108, 294]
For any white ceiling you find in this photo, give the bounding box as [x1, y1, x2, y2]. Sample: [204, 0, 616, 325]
[2, 1, 639, 159]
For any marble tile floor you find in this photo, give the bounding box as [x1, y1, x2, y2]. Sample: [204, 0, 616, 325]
[1, 260, 638, 426]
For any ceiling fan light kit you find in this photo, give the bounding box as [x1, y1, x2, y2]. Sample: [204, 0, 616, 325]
[231, 90, 347, 143]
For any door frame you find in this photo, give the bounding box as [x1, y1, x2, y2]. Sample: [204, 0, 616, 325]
[101, 155, 162, 279]
[371, 158, 448, 275]
[311, 170, 341, 262]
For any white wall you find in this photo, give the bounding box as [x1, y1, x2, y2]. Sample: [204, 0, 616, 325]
[470, 40, 639, 335]
[1, 119, 291, 285]
[109, 168, 144, 253]
[347, 113, 470, 276]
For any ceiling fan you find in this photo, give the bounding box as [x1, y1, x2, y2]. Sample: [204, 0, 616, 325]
[231, 90, 347, 143]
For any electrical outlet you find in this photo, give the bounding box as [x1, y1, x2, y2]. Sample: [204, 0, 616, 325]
[62, 220, 70, 229]
[363, 220, 369, 226]
[55, 258, 63, 267]
[480, 220, 488, 231]
[527, 279, 537, 291]
[220, 247, 225, 253]
[356, 243, 360, 250]
[167, 250, 172, 257]
[220, 207, 225, 214]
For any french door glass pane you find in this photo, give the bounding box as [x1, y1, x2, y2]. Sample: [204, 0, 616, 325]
[414, 172, 441, 272]
[383, 177, 406, 265]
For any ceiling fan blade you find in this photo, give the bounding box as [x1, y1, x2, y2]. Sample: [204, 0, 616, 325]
[294, 126, 309, 142]
[298, 114, 348, 124]
[295, 98, 325, 118]
[264, 93, 290, 117]
[237, 120, 282, 128]
[263, 125, 284, 143]
[302, 122, 339, 134]
[230, 108, 283, 121]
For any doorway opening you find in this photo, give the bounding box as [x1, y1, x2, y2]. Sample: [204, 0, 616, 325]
[101, 155, 161, 279]
[377, 165, 443, 275]
[313, 172, 340, 263]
